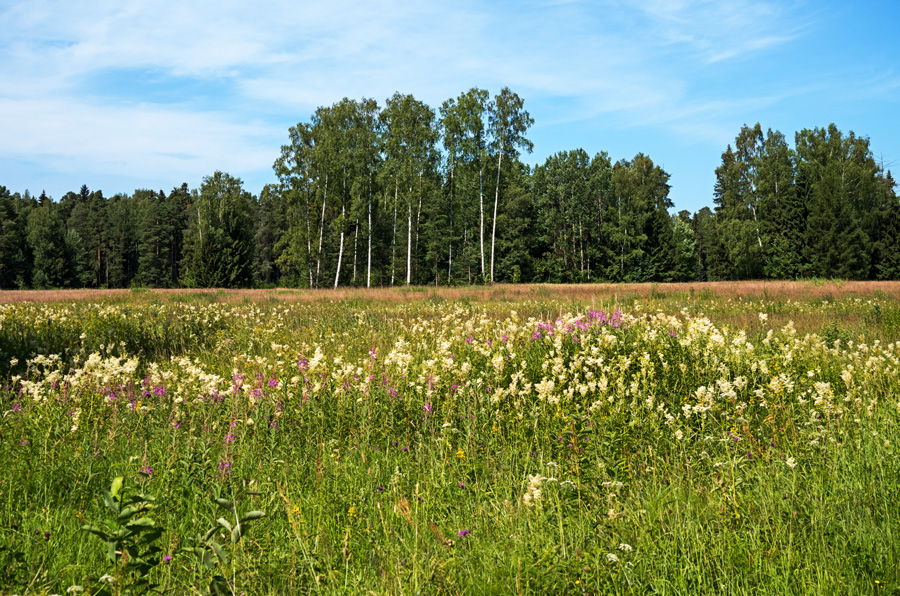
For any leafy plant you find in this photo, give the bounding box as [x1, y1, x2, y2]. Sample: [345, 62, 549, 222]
[182, 496, 266, 596]
[81, 476, 164, 595]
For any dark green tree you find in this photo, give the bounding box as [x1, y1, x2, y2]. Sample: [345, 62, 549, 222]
[795, 125, 871, 279]
[0, 187, 29, 288]
[181, 172, 255, 288]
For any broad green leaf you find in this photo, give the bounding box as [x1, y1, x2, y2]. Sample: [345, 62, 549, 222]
[110, 476, 124, 499]
[102, 490, 119, 515]
[126, 516, 156, 530]
[214, 498, 234, 512]
[239, 510, 265, 523]
[230, 523, 242, 544]
[81, 524, 109, 540]
[208, 539, 229, 565]
[117, 505, 139, 522]
[216, 517, 232, 532]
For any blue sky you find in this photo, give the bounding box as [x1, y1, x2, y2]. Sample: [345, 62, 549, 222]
[1, 0, 898, 214]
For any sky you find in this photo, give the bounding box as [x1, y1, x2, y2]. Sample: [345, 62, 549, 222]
[1, 0, 898, 214]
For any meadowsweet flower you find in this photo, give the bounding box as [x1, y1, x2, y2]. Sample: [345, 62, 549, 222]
[618, 543, 633, 552]
[606, 553, 619, 563]
[786, 457, 797, 469]
[522, 474, 544, 506]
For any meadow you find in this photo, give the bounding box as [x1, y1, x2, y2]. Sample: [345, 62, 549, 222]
[1, 282, 900, 595]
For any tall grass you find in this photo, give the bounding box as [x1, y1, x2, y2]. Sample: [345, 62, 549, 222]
[1, 290, 899, 594]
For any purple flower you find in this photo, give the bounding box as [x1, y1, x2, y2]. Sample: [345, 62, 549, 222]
[44, 531, 51, 541]
[423, 403, 433, 414]
[140, 467, 154, 476]
[458, 529, 471, 537]
[163, 555, 173, 562]
[377, 486, 385, 492]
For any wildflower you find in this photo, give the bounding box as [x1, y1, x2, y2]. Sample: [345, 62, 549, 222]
[786, 457, 797, 469]
[377, 486, 385, 492]
[618, 543, 633, 552]
[606, 553, 619, 563]
[163, 555, 173, 562]
[66, 586, 85, 594]
[675, 430, 684, 440]
[458, 529, 471, 537]
[522, 474, 547, 506]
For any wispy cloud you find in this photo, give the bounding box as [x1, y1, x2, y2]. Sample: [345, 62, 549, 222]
[1, 0, 896, 212]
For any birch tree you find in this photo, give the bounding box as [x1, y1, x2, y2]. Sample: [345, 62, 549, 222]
[488, 87, 533, 283]
[381, 93, 437, 285]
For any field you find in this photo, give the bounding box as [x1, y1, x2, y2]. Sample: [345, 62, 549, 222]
[2, 282, 900, 595]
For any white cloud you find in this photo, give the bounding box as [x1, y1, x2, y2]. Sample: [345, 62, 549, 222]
[0, 97, 276, 180]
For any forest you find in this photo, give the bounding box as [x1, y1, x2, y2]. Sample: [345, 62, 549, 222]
[2, 87, 899, 289]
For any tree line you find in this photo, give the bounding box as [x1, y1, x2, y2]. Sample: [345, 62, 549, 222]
[2, 89, 898, 290]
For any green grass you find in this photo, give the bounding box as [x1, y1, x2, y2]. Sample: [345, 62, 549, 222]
[1, 291, 899, 595]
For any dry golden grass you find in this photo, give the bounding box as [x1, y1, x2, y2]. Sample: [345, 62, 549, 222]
[2, 280, 899, 305]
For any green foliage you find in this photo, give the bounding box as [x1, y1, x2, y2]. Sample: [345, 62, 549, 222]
[181, 172, 255, 288]
[5, 105, 900, 288]
[81, 476, 163, 594]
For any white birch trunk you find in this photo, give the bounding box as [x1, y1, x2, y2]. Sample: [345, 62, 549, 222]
[390, 184, 397, 286]
[316, 174, 328, 288]
[479, 164, 485, 277]
[407, 186, 413, 285]
[352, 218, 358, 285]
[334, 200, 345, 289]
[447, 167, 453, 281]
[490, 147, 502, 283]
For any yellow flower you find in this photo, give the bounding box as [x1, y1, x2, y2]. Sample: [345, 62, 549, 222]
[456, 448, 465, 459]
